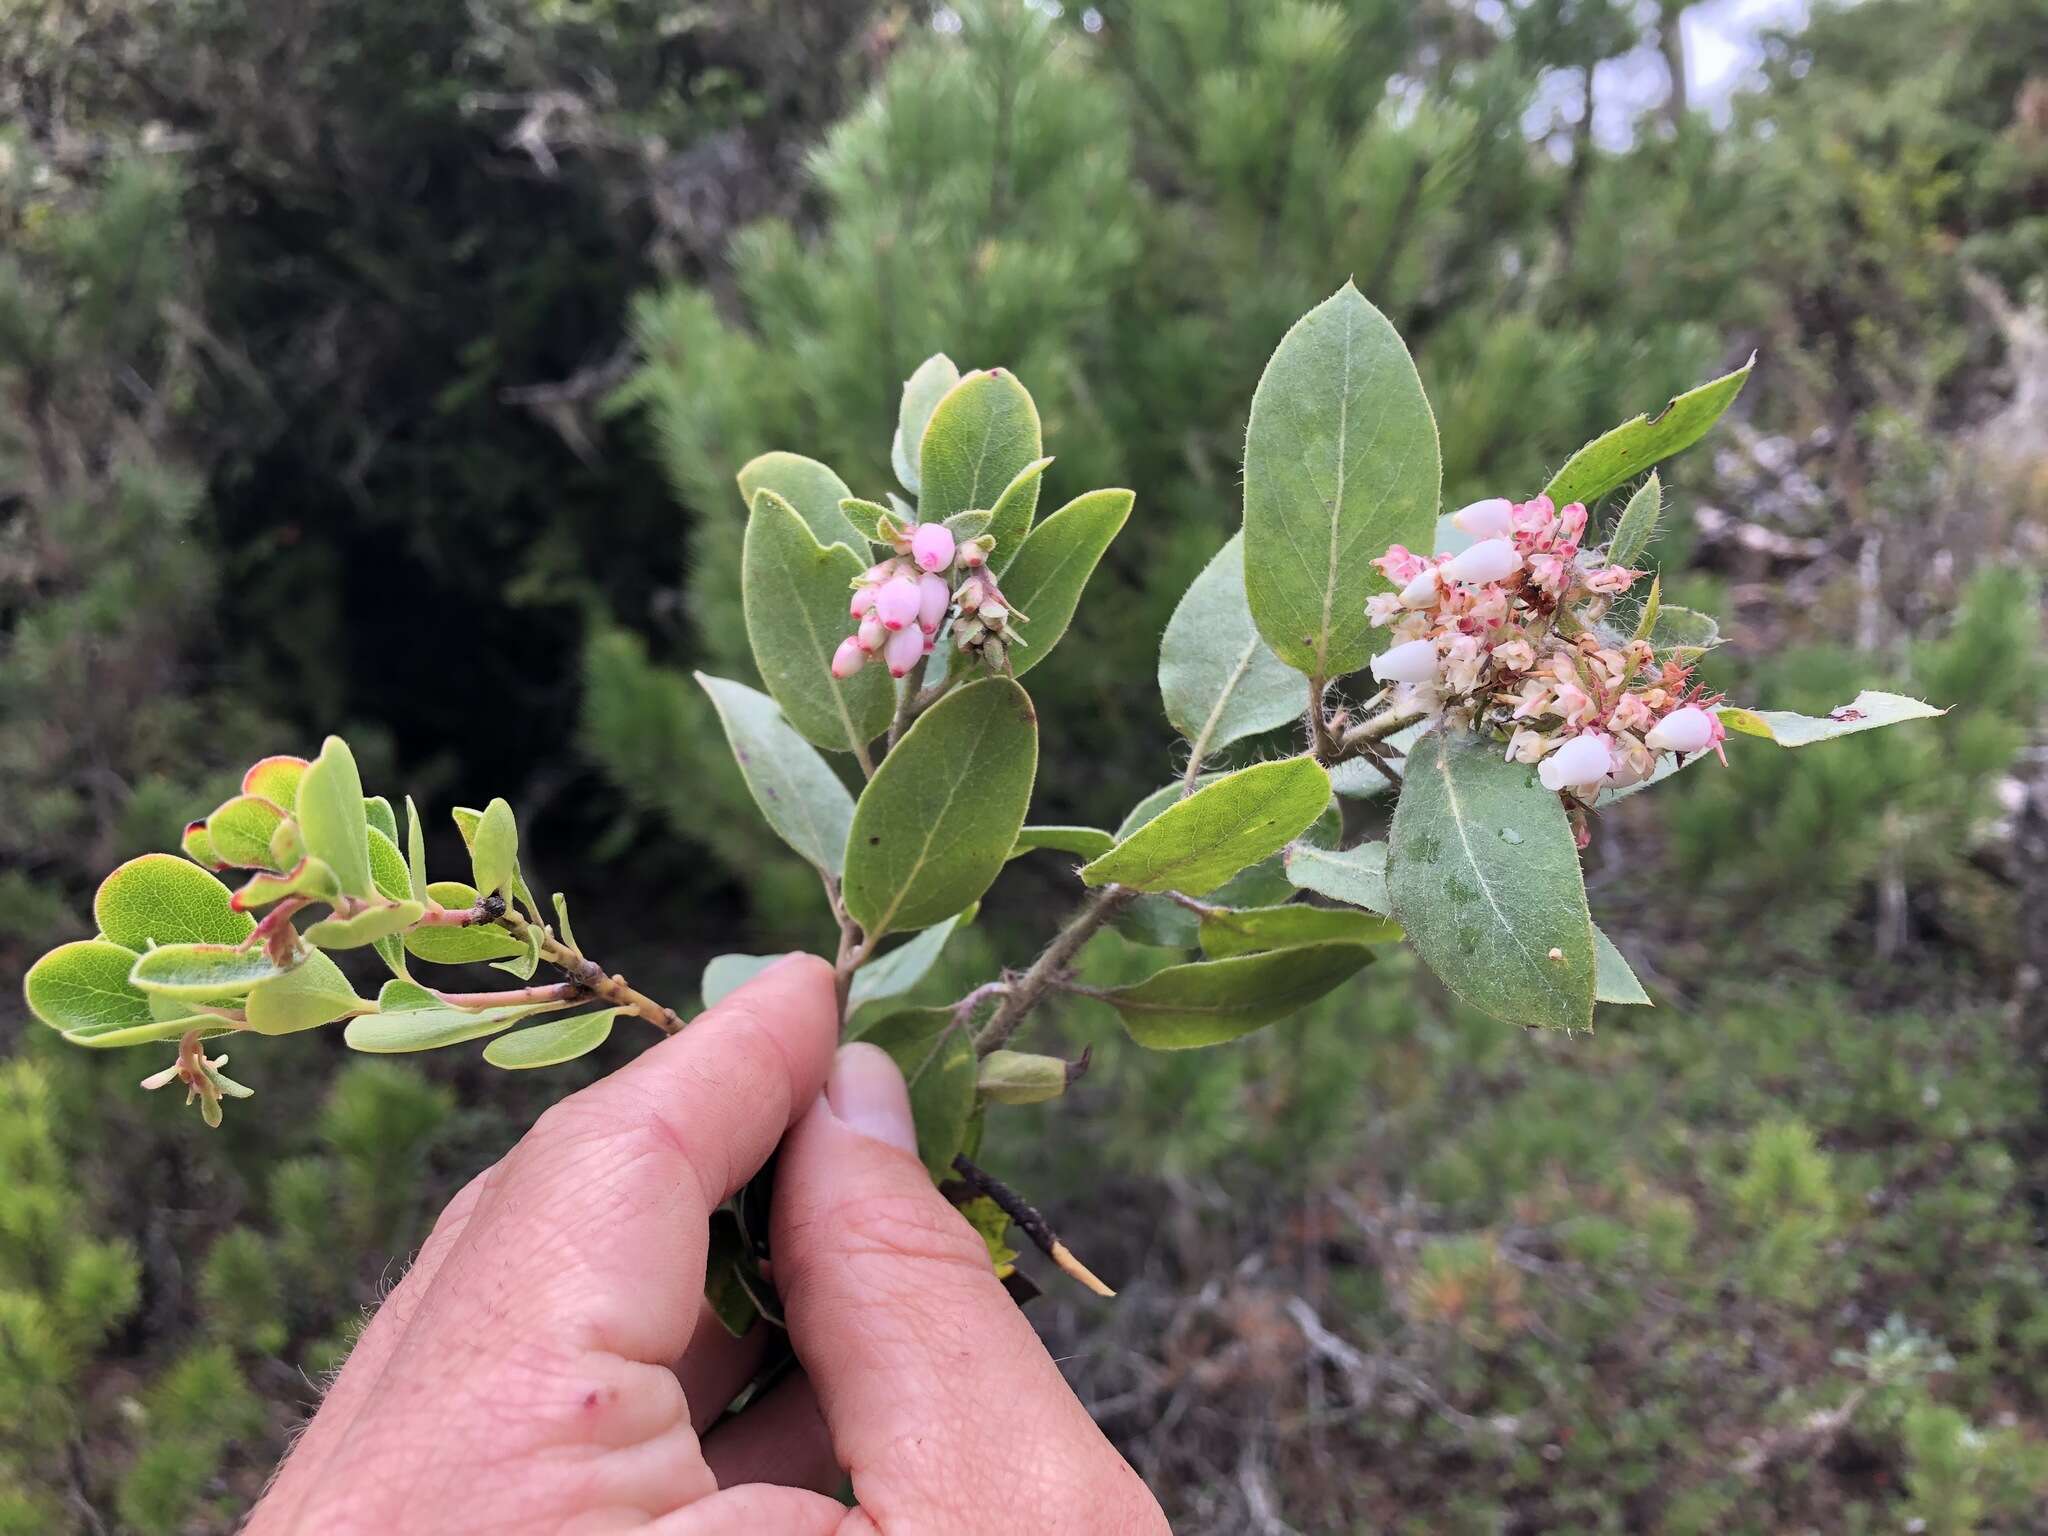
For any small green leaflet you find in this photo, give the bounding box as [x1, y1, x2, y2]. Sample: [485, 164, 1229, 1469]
[1159, 531, 1305, 758]
[130, 943, 295, 999]
[1607, 472, 1663, 567]
[1007, 825, 1116, 863]
[697, 672, 856, 877]
[1593, 925, 1652, 1006]
[849, 914, 964, 1014]
[1197, 903, 1401, 959]
[483, 1009, 625, 1070]
[918, 369, 1043, 534]
[1102, 944, 1376, 1049]
[244, 950, 372, 1035]
[1283, 840, 1389, 914]
[296, 736, 374, 899]
[892, 353, 960, 497]
[94, 855, 253, 949]
[737, 451, 866, 553]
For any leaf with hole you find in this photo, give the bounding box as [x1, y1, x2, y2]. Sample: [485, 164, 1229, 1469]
[1160, 531, 1305, 755]
[1543, 359, 1752, 509]
[1242, 282, 1440, 677]
[842, 678, 1037, 939]
[1718, 691, 1945, 747]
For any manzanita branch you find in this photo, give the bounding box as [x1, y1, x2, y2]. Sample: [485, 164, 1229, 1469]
[949, 1153, 1114, 1298]
[481, 898, 684, 1034]
[971, 883, 1135, 1055]
[432, 982, 581, 1009]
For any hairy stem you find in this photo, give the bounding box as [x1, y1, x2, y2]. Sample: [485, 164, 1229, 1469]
[485, 900, 684, 1034]
[1321, 702, 1432, 767]
[971, 884, 1135, 1055]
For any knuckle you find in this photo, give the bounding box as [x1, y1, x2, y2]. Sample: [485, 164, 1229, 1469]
[833, 1189, 994, 1279]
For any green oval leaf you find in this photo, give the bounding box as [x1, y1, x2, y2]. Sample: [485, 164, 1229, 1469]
[1007, 825, 1116, 863]
[1197, 903, 1401, 959]
[180, 821, 225, 871]
[848, 1006, 976, 1178]
[403, 880, 527, 964]
[468, 798, 519, 898]
[344, 981, 564, 1053]
[25, 939, 154, 1039]
[1718, 691, 1945, 747]
[1160, 531, 1305, 755]
[244, 949, 371, 1034]
[1104, 944, 1375, 1049]
[204, 795, 289, 871]
[403, 797, 430, 902]
[842, 677, 1038, 939]
[363, 795, 399, 846]
[742, 488, 895, 756]
[302, 900, 426, 950]
[840, 496, 891, 543]
[1108, 778, 1314, 946]
[1081, 756, 1330, 896]
[94, 854, 254, 950]
[697, 672, 856, 876]
[241, 755, 307, 814]
[1242, 282, 1440, 678]
[483, 1009, 623, 1070]
[892, 353, 960, 495]
[1543, 358, 1752, 510]
[1282, 839, 1389, 914]
[737, 450, 866, 553]
[998, 488, 1132, 679]
[130, 943, 294, 999]
[918, 369, 1043, 531]
[297, 736, 373, 899]
[1387, 729, 1595, 1031]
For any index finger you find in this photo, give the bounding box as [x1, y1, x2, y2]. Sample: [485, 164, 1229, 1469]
[417, 951, 837, 1367]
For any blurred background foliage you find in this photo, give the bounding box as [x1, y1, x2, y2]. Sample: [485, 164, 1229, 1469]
[2, 0, 2045, 1529]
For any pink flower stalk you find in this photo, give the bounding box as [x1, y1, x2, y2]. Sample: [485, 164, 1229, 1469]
[830, 636, 867, 679]
[917, 573, 950, 635]
[911, 522, 957, 573]
[883, 624, 925, 678]
[875, 576, 922, 632]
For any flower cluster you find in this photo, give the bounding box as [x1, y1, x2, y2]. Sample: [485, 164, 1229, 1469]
[831, 515, 1025, 680]
[1365, 495, 1725, 798]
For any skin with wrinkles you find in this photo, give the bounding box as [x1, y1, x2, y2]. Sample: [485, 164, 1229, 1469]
[244, 953, 1166, 1536]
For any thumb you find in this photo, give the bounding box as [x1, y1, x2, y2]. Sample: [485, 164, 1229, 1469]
[770, 1043, 1163, 1534]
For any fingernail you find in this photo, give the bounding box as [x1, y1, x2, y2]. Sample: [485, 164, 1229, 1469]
[825, 1043, 917, 1155]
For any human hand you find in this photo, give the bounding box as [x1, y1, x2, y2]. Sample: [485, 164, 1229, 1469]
[245, 953, 1167, 1534]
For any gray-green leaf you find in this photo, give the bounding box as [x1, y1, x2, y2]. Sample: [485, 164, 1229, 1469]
[1718, 691, 1945, 747]
[1607, 472, 1662, 567]
[1283, 839, 1389, 914]
[1242, 282, 1440, 678]
[468, 798, 519, 898]
[1387, 729, 1595, 1031]
[1197, 903, 1400, 959]
[917, 370, 1042, 530]
[849, 914, 964, 1015]
[892, 353, 960, 496]
[483, 1009, 624, 1069]
[1103, 944, 1376, 1049]
[697, 672, 856, 876]
[296, 736, 373, 898]
[737, 451, 866, 553]
[1160, 531, 1305, 757]
[842, 678, 1037, 939]
[741, 488, 895, 756]
[998, 488, 1132, 679]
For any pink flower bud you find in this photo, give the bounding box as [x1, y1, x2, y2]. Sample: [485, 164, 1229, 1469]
[911, 521, 957, 573]
[1445, 537, 1522, 585]
[830, 636, 868, 679]
[883, 623, 925, 678]
[1399, 568, 1440, 608]
[1538, 732, 1615, 792]
[862, 559, 900, 586]
[851, 583, 878, 620]
[958, 539, 988, 568]
[1371, 638, 1439, 685]
[917, 573, 950, 635]
[857, 616, 885, 652]
[1451, 497, 1515, 540]
[1645, 705, 1717, 755]
[875, 576, 921, 632]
